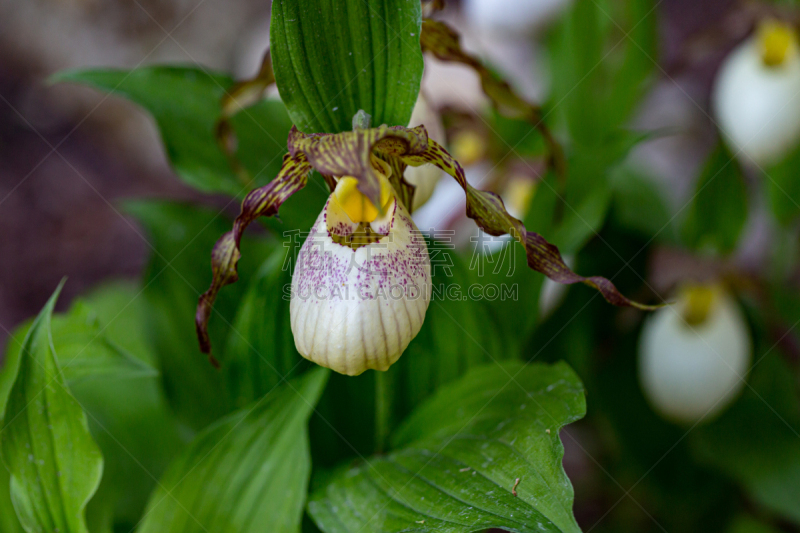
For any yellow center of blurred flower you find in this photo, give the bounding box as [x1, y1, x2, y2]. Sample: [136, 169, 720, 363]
[759, 20, 798, 67]
[450, 130, 485, 167]
[680, 284, 720, 326]
[333, 176, 394, 223]
[504, 176, 537, 219]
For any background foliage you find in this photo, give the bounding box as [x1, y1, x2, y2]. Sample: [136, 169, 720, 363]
[1, 1, 800, 533]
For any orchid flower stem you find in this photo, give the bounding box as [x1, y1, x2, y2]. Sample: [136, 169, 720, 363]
[536, 121, 567, 183]
[374, 370, 392, 454]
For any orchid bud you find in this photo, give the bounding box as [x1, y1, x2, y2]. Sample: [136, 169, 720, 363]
[638, 284, 752, 424]
[289, 159, 432, 375]
[713, 20, 800, 165]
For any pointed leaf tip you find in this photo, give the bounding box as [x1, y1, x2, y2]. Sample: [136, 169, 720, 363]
[1, 279, 104, 533]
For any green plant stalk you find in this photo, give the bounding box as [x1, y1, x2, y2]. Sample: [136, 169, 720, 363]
[374, 370, 392, 453]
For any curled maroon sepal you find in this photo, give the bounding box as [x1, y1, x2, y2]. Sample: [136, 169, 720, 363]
[400, 137, 658, 311]
[195, 153, 312, 365]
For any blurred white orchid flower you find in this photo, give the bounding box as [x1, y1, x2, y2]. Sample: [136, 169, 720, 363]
[638, 284, 751, 424]
[714, 20, 800, 165]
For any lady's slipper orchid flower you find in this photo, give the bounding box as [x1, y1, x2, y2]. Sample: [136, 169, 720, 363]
[290, 157, 431, 375]
[714, 19, 800, 165]
[638, 284, 751, 424]
[196, 113, 652, 374]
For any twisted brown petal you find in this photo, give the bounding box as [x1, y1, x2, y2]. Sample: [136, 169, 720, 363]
[401, 136, 657, 310]
[196, 152, 312, 365]
[420, 18, 565, 175]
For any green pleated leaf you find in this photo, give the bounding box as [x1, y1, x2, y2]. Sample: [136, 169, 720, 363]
[0, 282, 104, 533]
[0, 297, 162, 530]
[54, 66, 293, 195]
[271, 0, 424, 133]
[137, 367, 329, 533]
[309, 361, 586, 533]
[682, 143, 748, 255]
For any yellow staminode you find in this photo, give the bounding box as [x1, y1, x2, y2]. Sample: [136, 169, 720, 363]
[759, 19, 798, 67]
[680, 284, 720, 326]
[333, 175, 394, 223]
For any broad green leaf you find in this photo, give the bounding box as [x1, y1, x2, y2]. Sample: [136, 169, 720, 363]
[51, 301, 156, 382]
[309, 361, 586, 533]
[223, 248, 310, 408]
[271, 0, 424, 133]
[0, 302, 154, 411]
[75, 365, 183, 532]
[549, 0, 656, 145]
[127, 200, 274, 429]
[0, 325, 31, 417]
[691, 352, 800, 524]
[602, 0, 658, 130]
[54, 67, 293, 195]
[0, 263, 181, 532]
[68, 282, 184, 531]
[79, 281, 156, 365]
[137, 367, 329, 533]
[0, 282, 156, 415]
[0, 283, 172, 529]
[0, 282, 103, 533]
[0, 465, 24, 533]
[764, 144, 800, 225]
[682, 143, 748, 255]
[550, 0, 605, 145]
